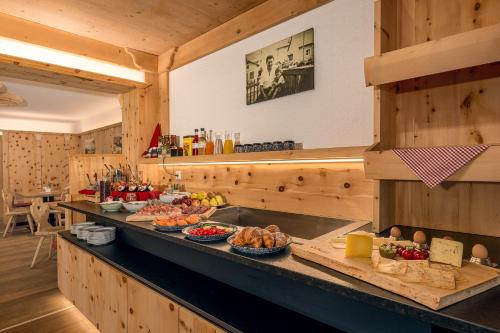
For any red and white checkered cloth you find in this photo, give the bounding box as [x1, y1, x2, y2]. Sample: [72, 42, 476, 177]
[393, 145, 490, 188]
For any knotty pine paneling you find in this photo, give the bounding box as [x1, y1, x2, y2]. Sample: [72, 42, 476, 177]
[140, 162, 374, 222]
[3, 131, 80, 193]
[378, 0, 500, 236]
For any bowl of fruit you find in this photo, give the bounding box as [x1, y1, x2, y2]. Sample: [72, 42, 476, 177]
[182, 222, 237, 242]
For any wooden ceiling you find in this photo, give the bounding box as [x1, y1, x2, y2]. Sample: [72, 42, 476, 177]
[0, 0, 267, 55]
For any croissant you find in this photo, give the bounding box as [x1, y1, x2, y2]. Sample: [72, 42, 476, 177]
[232, 229, 246, 246]
[265, 224, 280, 233]
[242, 227, 258, 244]
[273, 232, 288, 247]
[249, 228, 263, 248]
[261, 229, 275, 248]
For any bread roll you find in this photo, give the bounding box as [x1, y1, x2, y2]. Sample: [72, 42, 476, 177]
[261, 229, 275, 248]
[265, 224, 280, 233]
[273, 232, 288, 247]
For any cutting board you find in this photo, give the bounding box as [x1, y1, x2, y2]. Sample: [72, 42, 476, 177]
[125, 207, 216, 222]
[291, 239, 500, 310]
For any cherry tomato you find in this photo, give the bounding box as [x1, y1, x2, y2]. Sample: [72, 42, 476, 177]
[401, 249, 415, 260]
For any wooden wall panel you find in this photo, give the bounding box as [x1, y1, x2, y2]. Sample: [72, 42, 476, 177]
[120, 74, 160, 168]
[2, 131, 81, 193]
[140, 162, 374, 222]
[374, 0, 500, 236]
[68, 154, 125, 194]
[80, 123, 122, 154]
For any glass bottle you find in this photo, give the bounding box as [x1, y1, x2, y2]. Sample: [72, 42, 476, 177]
[199, 128, 206, 155]
[223, 132, 234, 154]
[176, 136, 184, 156]
[214, 133, 224, 155]
[170, 135, 177, 157]
[234, 132, 241, 146]
[192, 129, 199, 156]
[205, 130, 214, 155]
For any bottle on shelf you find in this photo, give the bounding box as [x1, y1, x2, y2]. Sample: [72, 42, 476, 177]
[199, 128, 207, 155]
[192, 129, 199, 156]
[176, 136, 184, 156]
[205, 129, 214, 155]
[223, 131, 234, 154]
[214, 133, 223, 155]
[234, 132, 241, 146]
[170, 135, 178, 157]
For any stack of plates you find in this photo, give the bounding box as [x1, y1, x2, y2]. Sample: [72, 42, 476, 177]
[87, 227, 116, 246]
[71, 222, 96, 235]
[77, 226, 103, 240]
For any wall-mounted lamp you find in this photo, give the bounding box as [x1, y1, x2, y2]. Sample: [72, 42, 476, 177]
[0, 36, 145, 83]
[158, 158, 364, 167]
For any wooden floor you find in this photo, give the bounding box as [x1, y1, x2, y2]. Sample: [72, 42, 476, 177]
[0, 225, 99, 333]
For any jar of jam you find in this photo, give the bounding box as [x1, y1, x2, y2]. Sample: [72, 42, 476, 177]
[243, 144, 254, 153]
[252, 143, 263, 152]
[283, 140, 295, 150]
[234, 144, 244, 153]
[272, 141, 284, 151]
[262, 142, 273, 151]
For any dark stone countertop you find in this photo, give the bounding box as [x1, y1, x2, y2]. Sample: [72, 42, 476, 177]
[60, 201, 500, 333]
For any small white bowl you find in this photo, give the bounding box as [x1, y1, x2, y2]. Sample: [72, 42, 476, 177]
[99, 201, 123, 212]
[122, 201, 148, 212]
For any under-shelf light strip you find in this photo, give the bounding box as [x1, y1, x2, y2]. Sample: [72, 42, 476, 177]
[0, 36, 145, 83]
[158, 158, 364, 166]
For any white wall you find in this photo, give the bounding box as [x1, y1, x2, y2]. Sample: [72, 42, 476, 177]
[170, 0, 374, 148]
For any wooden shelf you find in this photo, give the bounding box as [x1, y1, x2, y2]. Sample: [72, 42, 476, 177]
[364, 143, 500, 182]
[139, 146, 367, 165]
[364, 23, 500, 87]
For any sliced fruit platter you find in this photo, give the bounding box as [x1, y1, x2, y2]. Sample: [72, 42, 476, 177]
[227, 225, 292, 256]
[182, 222, 237, 242]
[152, 214, 201, 232]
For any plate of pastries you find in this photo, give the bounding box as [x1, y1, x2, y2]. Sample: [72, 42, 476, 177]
[152, 214, 201, 232]
[227, 225, 291, 256]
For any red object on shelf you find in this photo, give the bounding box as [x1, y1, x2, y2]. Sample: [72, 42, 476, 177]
[142, 123, 162, 157]
[111, 191, 160, 201]
[79, 189, 97, 195]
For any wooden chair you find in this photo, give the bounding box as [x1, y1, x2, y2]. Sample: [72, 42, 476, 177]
[2, 190, 34, 237]
[30, 200, 63, 268]
[32, 198, 64, 227]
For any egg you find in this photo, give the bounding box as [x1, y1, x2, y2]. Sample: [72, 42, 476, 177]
[390, 226, 402, 238]
[413, 230, 426, 244]
[472, 244, 488, 259]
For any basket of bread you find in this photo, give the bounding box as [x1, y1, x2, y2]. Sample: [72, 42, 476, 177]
[227, 225, 291, 256]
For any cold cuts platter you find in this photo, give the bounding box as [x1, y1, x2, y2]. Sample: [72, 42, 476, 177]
[125, 203, 216, 222]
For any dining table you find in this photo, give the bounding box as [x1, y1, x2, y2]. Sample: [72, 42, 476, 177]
[17, 190, 63, 225]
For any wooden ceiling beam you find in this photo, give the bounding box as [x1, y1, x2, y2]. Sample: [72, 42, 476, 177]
[159, 0, 332, 71]
[0, 12, 157, 73]
[0, 92, 25, 106]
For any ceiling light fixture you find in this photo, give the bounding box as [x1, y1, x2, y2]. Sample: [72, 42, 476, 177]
[0, 36, 145, 83]
[158, 158, 364, 167]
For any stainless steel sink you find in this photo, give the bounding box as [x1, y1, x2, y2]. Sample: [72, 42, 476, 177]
[210, 206, 360, 240]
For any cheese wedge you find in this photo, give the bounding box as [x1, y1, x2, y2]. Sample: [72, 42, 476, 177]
[345, 234, 373, 258]
[429, 238, 464, 267]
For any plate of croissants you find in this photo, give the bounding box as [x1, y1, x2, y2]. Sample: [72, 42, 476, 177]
[227, 225, 291, 256]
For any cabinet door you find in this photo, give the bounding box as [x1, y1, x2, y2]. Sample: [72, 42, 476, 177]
[57, 236, 72, 301]
[93, 258, 128, 333]
[127, 278, 179, 333]
[179, 307, 227, 333]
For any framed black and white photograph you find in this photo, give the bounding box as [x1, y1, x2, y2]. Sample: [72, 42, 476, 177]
[246, 28, 314, 105]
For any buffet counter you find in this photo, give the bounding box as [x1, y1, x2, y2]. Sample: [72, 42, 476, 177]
[59, 201, 500, 333]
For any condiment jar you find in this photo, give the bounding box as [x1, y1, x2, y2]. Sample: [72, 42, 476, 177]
[234, 144, 243, 153]
[262, 142, 273, 151]
[272, 141, 284, 151]
[252, 143, 263, 152]
[243, 144, 254, 153]
[283, 140, 295, 150]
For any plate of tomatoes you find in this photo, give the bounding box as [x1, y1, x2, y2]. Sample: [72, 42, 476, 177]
[182, 222, 237, 242]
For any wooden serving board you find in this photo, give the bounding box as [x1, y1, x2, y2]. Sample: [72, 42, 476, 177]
[125, 207, 216, 222]
[291, 239, 500, 310]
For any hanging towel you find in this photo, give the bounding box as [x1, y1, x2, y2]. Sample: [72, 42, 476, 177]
[393, 145, 490, 188]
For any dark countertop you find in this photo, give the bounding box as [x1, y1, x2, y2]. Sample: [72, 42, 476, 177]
[60, 201, 500, 333]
